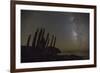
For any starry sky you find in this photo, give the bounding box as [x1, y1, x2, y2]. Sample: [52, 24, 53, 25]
[21, 10, 89, 58]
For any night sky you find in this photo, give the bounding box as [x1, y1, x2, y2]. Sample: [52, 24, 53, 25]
[21, 10, 89, 58]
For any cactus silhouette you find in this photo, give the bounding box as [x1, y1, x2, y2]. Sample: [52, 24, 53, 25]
[53, 36, 56, 47]
[27, 34, 31, 46]
[50, 35, 54, 47]
[40, 28, 45, 48]
[27, 28, 57, 49]
[46, 37, 50, 48]
[32, 28, 39, 48]
[45, 33, 49, 48]
[36, 28, 43, 48]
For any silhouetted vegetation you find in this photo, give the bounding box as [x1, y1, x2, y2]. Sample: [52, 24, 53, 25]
[21, 28, 87, 63]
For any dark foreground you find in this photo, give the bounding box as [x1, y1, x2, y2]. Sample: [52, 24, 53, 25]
[21, 46, 88, 63]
